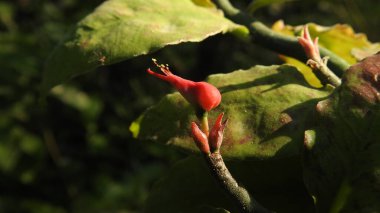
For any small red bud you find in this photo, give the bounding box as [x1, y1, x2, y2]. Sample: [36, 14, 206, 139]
[298, 25, 321, 62]
[147, 59, 221, 112]
[209, 113, 228, 152]
[191, 122, 210, 154]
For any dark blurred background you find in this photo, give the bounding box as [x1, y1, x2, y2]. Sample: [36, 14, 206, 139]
[0, 0, 378, 212]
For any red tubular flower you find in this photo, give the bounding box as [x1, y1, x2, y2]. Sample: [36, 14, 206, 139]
[209, 113, 228, 153]
[147, 59, 221, 112]
[191, 122, 210, 154]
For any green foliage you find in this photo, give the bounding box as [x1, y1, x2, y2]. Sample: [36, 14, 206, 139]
[0, 0, 181, 212]
[41, 0, 245, 94]
[135, 64, 331, 212]
[272, 21, 380, 87]
[303, 53, 380, 212]
[273, 22, 380, 65]
[2, 0, 380, 212]
[134, 65, 329, 159]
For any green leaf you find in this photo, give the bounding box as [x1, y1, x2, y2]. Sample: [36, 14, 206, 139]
[272, 21, 380, 88]
[191, 0, 216, 8]
[51, 85, 103, 121]
[303, 53, 380, 212]
[41, 0, 245, 94]
[134, 65, 329, 159]
[0, 2, 16, 31]
[145, 156, 315, 213]
[351, 43, 380, 61]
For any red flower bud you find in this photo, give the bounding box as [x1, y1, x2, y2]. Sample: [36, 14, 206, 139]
[298, 25, 321, 62]
[191, 122, 210, 154]
[209, 113, 228, 152]
[147, 59, 221, 112]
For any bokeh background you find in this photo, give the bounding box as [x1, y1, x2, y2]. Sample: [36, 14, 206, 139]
[0, 0, 378, 212]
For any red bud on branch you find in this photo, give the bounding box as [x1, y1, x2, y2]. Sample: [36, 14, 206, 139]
[190, 113, 228, 154]
[209, 113, 228, 153]
[191, 122, 210, 154]
[298, 25, 321, 62]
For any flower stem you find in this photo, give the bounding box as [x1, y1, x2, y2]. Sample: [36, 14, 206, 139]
[205, 153, 272, 213]
[201, 111, 209, 137]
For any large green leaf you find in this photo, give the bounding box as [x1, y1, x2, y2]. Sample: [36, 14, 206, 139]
[303, 53, 380, 212]
[132, 65, 330, 159]
[145, 156, 314, 213]
[41, 0, 245, 93]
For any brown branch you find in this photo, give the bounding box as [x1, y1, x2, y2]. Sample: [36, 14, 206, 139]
[205, 153, 272, 213]
[192, 113, 272, 213]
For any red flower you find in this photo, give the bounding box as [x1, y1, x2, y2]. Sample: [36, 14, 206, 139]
[147, 59, 221, 112]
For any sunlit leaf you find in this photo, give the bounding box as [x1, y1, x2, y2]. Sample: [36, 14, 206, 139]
[351, 43, 380, 61]
[191, 0, 216, 8]
[279, 55, 322, 88]
[41, 0, 245, 94]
